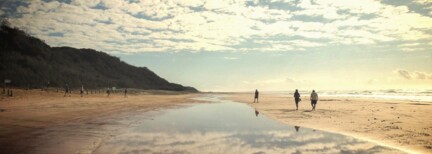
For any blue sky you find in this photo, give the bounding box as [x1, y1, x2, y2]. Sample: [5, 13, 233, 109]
[1, 0, 431, 91]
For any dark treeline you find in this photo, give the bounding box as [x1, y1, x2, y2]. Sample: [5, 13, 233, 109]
[0, 22, 197, 92]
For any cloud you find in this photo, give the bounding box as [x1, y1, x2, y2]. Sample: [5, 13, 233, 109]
[413, 0, 432, 15]
[396, 70, 413, 79]
[414, 71, 432, 80]
[2, 0, 432, 53]
[286, 78, 296, 83]
[394, 69, 432, 80]
[223, 57, 238, 60]
[70, 0, 100, 7]
[398, 42, 432, 52]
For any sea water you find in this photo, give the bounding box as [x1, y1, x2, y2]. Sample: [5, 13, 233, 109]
[278, 89, 432, 102]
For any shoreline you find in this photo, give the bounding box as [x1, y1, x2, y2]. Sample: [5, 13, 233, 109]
[227, 93, 432, 154]
[216, 91, 432, 103]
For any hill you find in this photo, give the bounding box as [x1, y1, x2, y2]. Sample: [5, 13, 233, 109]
[0, 23, 197, 92]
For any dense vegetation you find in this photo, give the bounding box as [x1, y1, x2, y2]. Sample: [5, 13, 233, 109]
[0, 23, 197, 91]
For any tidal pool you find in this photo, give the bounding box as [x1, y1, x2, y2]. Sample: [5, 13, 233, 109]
[94, 96, 403, 154]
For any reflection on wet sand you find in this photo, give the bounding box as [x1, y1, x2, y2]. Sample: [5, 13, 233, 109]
[94, 98, 403, 154]
[96, 130, 400, 154]
[294, 126, 300, 132]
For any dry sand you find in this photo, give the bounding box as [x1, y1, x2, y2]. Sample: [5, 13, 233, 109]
[228, 93, 432, 154]
[0, 89, 201, 154]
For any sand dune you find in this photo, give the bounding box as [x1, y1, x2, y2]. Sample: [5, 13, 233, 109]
[228, 93, 432, 154]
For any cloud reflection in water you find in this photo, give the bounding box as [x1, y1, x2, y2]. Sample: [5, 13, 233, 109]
[95, 98, 401, 154]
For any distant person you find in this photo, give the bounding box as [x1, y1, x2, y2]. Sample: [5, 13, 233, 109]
[80, 85, 84, 97]
[294, 89, 301, 110]
[254, 89, 259, 103]
[107, 88, 110, 97]
[124, 88, 128, 98]
[46, 81, 50, 92]
[64, 84, 70, 97]
[310, 90, 318, 111]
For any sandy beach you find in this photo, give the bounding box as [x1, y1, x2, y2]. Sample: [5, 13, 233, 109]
[228, 93, 432, 154]
[0, 89, 201, 153]
[1, 90, 431, 153]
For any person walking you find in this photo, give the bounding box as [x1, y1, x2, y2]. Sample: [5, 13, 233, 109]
[254, 89, 259, 103]
[64, 84, 70, 97]
[294, 89, 301, 110]
[310, 90, 318, 111]
[80, 85, 84, 97]
[107, 88, 111, 97]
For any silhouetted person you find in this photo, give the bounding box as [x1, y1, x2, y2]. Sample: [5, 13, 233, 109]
[294, 126, 300, 132]
[46, 81, 50, 92]
[255, 108, 259, 117]
[106, 88, 110, 97]
[64, 84, 70, 97]
[310, 90, 318, 111]
[254, 89, 259, 103]
[294, 89, 301, 110]
[80, 85, 84, 97]
[124, 88, 128, 98]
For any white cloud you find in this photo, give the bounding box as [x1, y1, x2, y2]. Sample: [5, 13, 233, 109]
[295, 2, 346, 20]
[399, 43, 421, 47]
[287, 40, 324, 47]
[70, 0, 100, 7]
[315, 0, 383, 14]
[4, 0, 432, 53]
[223, 57, 238, 60]
[398, 42, 432, 52]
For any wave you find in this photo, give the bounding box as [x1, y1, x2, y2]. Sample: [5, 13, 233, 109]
[320, 89, 432, 102]
[277, 89, 432, 102]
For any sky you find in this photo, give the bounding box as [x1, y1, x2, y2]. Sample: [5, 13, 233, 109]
[1, 0, 431, 92]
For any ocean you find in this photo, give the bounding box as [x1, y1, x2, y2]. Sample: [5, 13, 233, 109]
[276, 89, 432, 102]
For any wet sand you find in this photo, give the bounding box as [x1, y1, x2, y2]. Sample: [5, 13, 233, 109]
[228, 93, 432, 154]
[0, 89, 200, 153]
